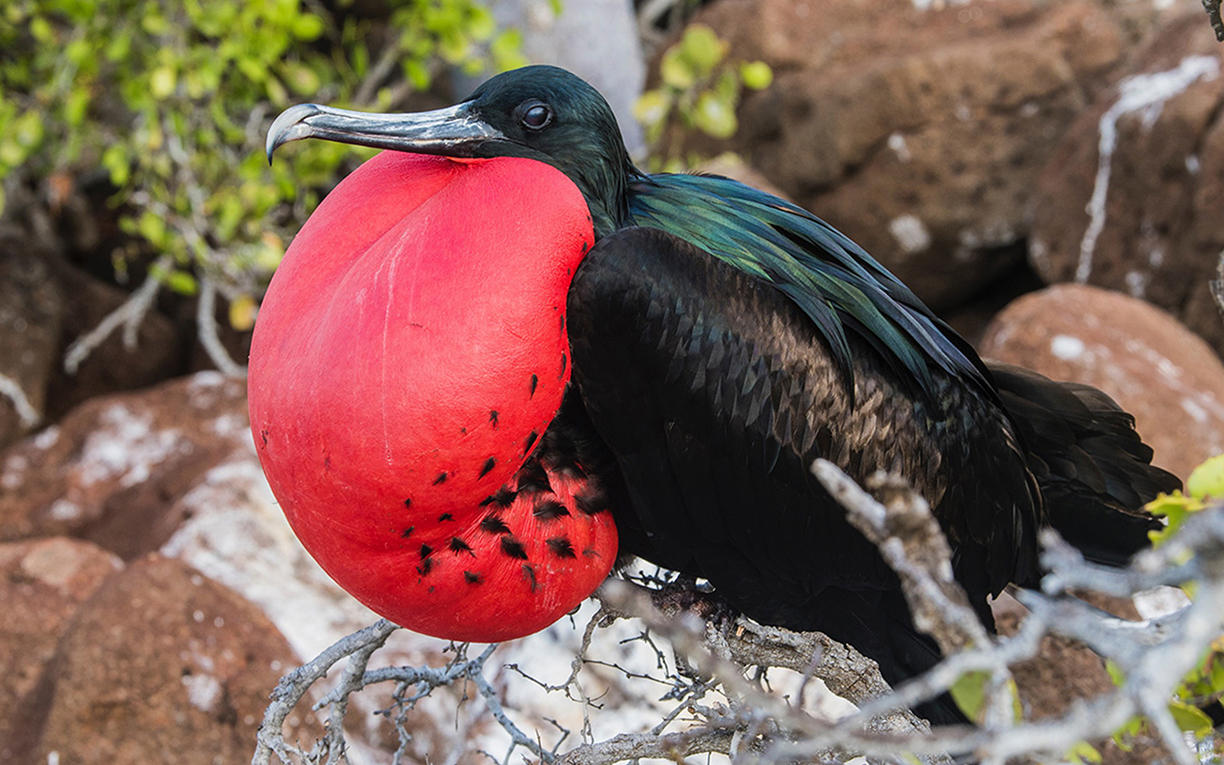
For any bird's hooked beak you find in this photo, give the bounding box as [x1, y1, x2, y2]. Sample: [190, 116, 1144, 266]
[266, 102, 504, 163]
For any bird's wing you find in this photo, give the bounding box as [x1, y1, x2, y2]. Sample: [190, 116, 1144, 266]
[627, 172, 991, 406]
[566, 226, 1041, 637]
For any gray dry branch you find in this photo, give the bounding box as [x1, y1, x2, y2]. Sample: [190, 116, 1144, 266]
[253, 464, 1224, 765]
[1205, 0, 1224, 41]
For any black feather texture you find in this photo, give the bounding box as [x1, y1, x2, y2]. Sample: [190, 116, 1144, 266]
[268, 65, 1181, 725]
[566, 228, 1058, 721]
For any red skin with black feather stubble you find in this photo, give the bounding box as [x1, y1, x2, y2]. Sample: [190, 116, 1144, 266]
[248, 151, 617, 641]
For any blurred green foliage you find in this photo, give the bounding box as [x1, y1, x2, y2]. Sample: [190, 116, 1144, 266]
[634, 24, 771, 172]
[1092, 454, 1224, 757]
[0, 0, 524, 327]
[1146, 453, 1224, 545]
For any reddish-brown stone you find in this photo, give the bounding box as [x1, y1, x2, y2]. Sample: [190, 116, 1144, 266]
[980, 283, 1224, 480]
[0, 373, 250, 559]
[1029, 12, 1224, 356]
[16, 554, 319, 765]
[690, 0, 1129, 309]
[0, 537, 121, 759]
[995, 597, 1174, 763]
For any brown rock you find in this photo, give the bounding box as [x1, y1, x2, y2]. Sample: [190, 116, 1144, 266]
[0, 243, 65, 449]
[994, 599, 1173, 764]
[979, 283, 1224, 480]
[0, 372, 251, 559]
[0, 537, 121, 758]
[12, 553, 319, 765]
[45, 266, 186, 421]
[1029, 12, 1224, 355]
[693, 0, 1127, 309]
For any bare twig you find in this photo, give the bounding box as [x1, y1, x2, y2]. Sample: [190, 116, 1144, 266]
[253, 480, 1224, 765]
[813, 461, 1015, 731]
[253, 619, 399, 765]
[1211, 248, 1224, 321]
[353, 37, 405, 108]
[0, 372, 41, 428]
[62, 253, 171, 375]
[197, 275, 247, 378]
[813, 462, 990, 655]
[1205, 0, 1224, 42]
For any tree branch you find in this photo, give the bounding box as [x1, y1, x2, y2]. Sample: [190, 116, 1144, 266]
[253, 478, 1224, 765]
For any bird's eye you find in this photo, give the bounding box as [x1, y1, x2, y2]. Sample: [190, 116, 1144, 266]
[520, 103, 553, 131]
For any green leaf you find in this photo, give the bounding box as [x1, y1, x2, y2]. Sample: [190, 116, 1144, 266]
[105, 30, 132, 61]
[949, 670, 991, 722]
[281, 62, 321, 95]
[141, 13, 170, 35]
[490, 29, 526, 72]
[660, 47, 696, 90]
[229, 293, 258, 330]
[467, 5, 495, 40]
[634, 90, 671, 131]
[63, 88, 89, 127]
[265, 77, 289, 107]
[1111, 715, 1144, 751]
[163, 269, 199, 296]
[136, 210, 168, 248]
[1187, 453, 1224, 499]
[291, 13, 324, 41]
[740, 60, 773, 90]
[1209, 648, 1224, 690]
[403, 59, 431, 90]
[693, 91, 737, 139]
[0, 137, 25, 168]
[1168, 700, 1214, 735]
[1145, 490, 1202, 545]
[679, 25, 727, 77]
[150, 65, 177, 98]
[102, 144, 130, 186]
[1066, 741, 1102, 764]
[30, 15, 53, 43]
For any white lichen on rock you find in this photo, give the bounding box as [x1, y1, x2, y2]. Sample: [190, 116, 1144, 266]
[887, 214, 932, 254]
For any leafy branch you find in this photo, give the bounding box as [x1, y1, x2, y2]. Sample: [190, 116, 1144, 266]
[0, 0, 523, 376]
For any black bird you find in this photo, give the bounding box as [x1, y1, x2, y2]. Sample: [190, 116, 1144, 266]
[263, 65, 1179, 724]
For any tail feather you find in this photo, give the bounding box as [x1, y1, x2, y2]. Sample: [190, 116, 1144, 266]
[986, 362, 1180, 568]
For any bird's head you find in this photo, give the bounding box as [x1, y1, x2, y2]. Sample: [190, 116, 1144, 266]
[268, 65, 637, 236]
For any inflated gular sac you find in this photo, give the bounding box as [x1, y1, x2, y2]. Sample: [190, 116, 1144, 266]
[249, 152, 617, 641]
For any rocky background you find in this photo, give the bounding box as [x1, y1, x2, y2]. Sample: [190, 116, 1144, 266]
[3, 0, 1224, 762]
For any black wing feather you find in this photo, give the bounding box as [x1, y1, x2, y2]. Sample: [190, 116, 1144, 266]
[567, 227, 1040, 693]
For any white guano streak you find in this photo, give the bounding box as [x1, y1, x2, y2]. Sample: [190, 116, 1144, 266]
[1075, 55, 1220, 283]
[0, 372, 40, 428]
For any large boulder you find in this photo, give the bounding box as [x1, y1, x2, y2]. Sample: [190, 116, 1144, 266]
[0, 372, 250, 559]
[1029, 11, 1224, 356]
[0, 537, 121, 758]
[694, 0, 1130, 309]
[980, 283, 1224, 480]
[17, 554, 320, 765]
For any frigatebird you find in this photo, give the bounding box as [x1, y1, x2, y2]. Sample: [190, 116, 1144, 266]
[255, 65, 1179, 723]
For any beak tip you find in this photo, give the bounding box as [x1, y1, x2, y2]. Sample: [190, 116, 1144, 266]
[266, 103, 325, 163]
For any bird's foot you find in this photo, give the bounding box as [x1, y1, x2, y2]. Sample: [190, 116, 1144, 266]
[649, 576, 737, 634]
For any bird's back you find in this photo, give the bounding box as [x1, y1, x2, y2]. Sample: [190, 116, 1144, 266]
[568, 174, 1176, 722]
